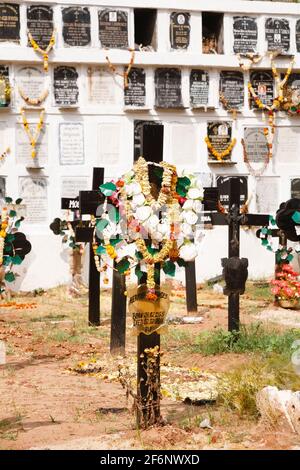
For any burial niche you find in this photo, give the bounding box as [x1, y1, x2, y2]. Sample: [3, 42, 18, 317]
[202, 12, 223, 54]
[134, 9, 156, 51]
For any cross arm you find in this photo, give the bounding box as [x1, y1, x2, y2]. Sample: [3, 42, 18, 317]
[79, 190, 105, 216]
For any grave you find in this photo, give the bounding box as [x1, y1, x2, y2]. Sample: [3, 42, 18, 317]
[233, 16, 258, 54]
[154, 68, 183, 109]
[0, 3, 20, 43]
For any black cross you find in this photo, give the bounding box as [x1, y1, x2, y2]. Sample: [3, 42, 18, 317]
[208, 178, 269, 331]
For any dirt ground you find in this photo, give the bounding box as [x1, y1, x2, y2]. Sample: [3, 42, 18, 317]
[0, 283, 300, 450]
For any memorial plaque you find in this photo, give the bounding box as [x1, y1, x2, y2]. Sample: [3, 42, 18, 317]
[27, 5, 53, 49]
[134, 120, 162, 161]
[216, 176, 248, 212]
[19, 177, 48, 224]
[16, 66, 47, 107]
[124, 68, 146, 107]
[190, 70, 209, 108]
[291, 179, 300, 199]
[0, 65, 10, 107]
[59, 123, 84, 166]
[0, 177, 5, 199]
[62, 7, 91, 47]
[155, 68, 183, 108]
[87, 67, 118, 105]
[54, 66, 79, 107]
[98, 9, 128, 49]
[250, 71, 274, 109]
[0, 3, 20, 43]
[220, 71, 244, 110]
[207, 121, 232, 161]
[98, 123, 121, 165]
[170, 12, 190, 50]
[265, 18, 290, 54]
[296, 20, 300, 53]
[244, 128, 269, 163]
[256, 177, 279, 214]
[233, 16, 258, 54]
[276, 127, 300, 165]
[16, 123, 48, 167]
[61, 177, 89, 198]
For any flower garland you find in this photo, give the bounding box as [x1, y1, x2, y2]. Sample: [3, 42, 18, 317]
[105, 49, 135, 89]
[20, 108, 45, 159]
[205, 135, 237, 162]
[241, 137, 271, 177]
[18, 86, 49, 107]
[0, 147, 10, 162]
[237, 53, 263, 72]
[0, 75, 11, 107]
[93, 158, 204, 300]
[28, 29, 56, 72]
[258, 218, 300, 265]
[219, 92, 240, 120]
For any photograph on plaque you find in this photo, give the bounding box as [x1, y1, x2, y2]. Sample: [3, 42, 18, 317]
[170, 12, 190, 50]
[61, 177, 89, 199]
[0, 176, 5, 199]
[155, 68, 183, 108]
[190, 70, 209, 108]
[249, 71, 274, 109]
[233, 16, 257, 54]
[27, 5, 53, 49]
[0, 65, 10, 107]
[0, 3, 20, 43]
[19, 177, 48, 224]
[265, 18, 290, 53]
[98, 9, 128, 49]
[98, 123, 121, 165]
[59, 123, 84, 166]
[207, 121, 232, 162]
[219, 71, 244, 110]
[16, 66, 47, 107]
[256, 177, 279, 214]
[87, 67, 118, 106]
[216, 176, 248, 212]
[291, 178, 300, 200]
[134, 120, 162, 161]
[62, 6, 91, 47]
[16, 123, 48, 167]
[124, 68, 146, 107]
[297, 20, 300, 53]
[243, 128, 269, 163]
[54, 66, 79, 107]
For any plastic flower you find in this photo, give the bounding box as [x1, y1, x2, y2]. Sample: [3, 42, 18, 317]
[179, 243, 198, 262]
[187, 188, 203, 200]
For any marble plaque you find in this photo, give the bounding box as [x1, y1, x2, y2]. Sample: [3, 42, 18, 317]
[16, 66, 47, 107]
[124, 68, 146, 107]
[216, 176, 248, 211]
[250, 71, 274, 109]
[59, 123, 84, 165]
[62, 6, 91, 47]
[155, 68, 183, 108]
[61, 177, 89, 198]
[87, 67, 118, 105]
[0, 177, 5, 199]
[276, 127, 300, 164]
[220, 71, 244, 110]
[0, 3, 20, 43]
[291, 179, 300, 200]
[265, 18, 290, 53]
[16, 122, 48, 167]
[133, 120, 162, 161]
[256, 177, 279, 214]
[190, 70, 209, 108]
[54, 66, 79, 107]
[98, 123, 120, 164]
[170, 12, 190, 50]
[233, 16, 257, 54]
[244, 128, 269, 163]
[98, 9, 128, 49]
[27, 5, 53, 49]
[171, 124, 197, 165]
[207, 121, 232, 162]
[19, 177, 48, 223]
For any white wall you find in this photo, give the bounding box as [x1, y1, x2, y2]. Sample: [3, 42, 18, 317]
[1, 0, 300, 290]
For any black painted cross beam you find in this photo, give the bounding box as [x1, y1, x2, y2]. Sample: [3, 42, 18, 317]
[75, 168, 104, 327]
[209, 177, 269, 332]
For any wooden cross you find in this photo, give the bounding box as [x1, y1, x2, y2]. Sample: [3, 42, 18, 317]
[76, 168, 127, 353]
[208, 177, 269, 332]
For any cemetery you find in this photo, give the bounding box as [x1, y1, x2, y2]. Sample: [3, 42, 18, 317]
[1, 0, 300, 454]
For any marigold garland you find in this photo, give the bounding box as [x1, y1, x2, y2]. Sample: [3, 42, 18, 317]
[20, 108, 45, 159]
[28, 29, 56, 72]
[105, 49, 135, 89]
[219, 92, 240, 120]
[18, 86, 49, 107]
[241, 137, 271, 177]
[0, 147, 10, 162]
[205, 136, 237, 162]
[237, 52, 263, 72]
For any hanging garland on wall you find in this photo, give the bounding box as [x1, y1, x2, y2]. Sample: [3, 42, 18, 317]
[219, 92, 240, 120]
[28, 29, 56, 72]
[105, 49, 135, 89]
[241, 136, 271, 177]
[20, 108, 45, 159]
[18, 87, 49, 107]
[0, 147, 10, 163]
[237, 52, 263, 72]
[204, 135, 237, 162]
